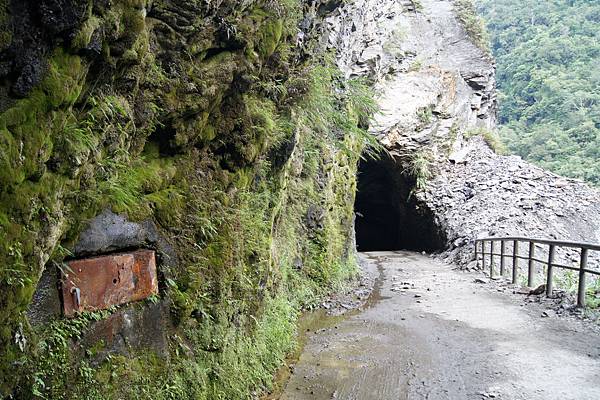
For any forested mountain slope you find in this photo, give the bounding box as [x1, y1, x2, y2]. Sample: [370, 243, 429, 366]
[477, 0, 600, 185]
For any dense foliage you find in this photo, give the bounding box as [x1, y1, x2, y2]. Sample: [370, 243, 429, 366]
[477, 0, 600, 185]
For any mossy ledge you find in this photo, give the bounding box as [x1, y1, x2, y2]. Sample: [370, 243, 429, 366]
[0, 0, 376, 398]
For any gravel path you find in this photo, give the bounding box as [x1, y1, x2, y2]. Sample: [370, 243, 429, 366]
[277, 251, 600, 400]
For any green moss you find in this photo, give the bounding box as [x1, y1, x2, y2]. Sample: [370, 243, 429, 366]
[0, 0, 12, 51]
[97, 154, 178, 220]
[43, 51, 87, 108]
[257, 18, 284, 58]
[0, 0, 377, 398]
[20, 309, 118, 399]
[72, 16, 101, 50]
[0, 49, 91, 394]
[0, 49, 86, 186]
[21, 294, 296, 400]
[201, 124, 217, 142]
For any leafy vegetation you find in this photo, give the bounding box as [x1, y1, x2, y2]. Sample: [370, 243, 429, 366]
[405, 150, 433, 192]
[416, 105, 433, 127]
[477, 0, 600, 185]
[454, 0, 490, 54]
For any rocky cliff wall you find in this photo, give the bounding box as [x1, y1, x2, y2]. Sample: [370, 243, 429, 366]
[327, 0, 496, 140]
[328, 0, 600, 268]
[0, 1, 371, 398]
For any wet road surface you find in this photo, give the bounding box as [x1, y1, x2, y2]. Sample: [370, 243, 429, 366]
[277, 251, 600, 400]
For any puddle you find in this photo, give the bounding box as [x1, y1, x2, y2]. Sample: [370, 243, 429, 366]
[262, 259, 386, 399]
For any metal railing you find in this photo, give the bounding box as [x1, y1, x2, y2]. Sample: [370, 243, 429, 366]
[475, 237, 600, 307]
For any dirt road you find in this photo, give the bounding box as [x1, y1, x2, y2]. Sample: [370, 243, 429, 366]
[277, 251, 600, 400]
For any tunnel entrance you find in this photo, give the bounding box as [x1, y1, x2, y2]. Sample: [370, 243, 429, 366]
[354, 153, 445, 252]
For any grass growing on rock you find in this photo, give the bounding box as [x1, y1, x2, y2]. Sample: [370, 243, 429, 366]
[0, 0, 379, 398]
[405, 150, 433, 192]
[464, 127, 507, 154]
[454, 0, 491, 54]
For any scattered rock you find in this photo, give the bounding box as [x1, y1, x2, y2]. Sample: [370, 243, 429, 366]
[479, 390, 499, 398]
[516, 287, 531, 295]
[528, 284, 546, 296]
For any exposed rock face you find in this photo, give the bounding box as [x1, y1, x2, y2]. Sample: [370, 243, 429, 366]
[327, 0, 496, 142]
[72, 209, 176, 262]
[426, 140, 600, 268]
[328, 0, 600, 268]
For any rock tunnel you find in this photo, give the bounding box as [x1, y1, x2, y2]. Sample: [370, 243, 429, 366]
[354, 153, 445, 252]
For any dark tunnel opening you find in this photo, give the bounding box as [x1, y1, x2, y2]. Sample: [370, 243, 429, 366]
[354, 153, 446, 252]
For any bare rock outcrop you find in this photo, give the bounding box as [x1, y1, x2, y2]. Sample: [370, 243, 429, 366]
[327, 0, 496, 139]
[327, 0, 600, 269]
[425, 139, 600, 267]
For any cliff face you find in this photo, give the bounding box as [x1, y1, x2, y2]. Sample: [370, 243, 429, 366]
[0, 1, 368, 398]
[328, 0, 600, 267]
[327, 0, 496, 143]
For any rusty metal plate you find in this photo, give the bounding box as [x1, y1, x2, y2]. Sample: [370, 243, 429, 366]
[62, 249, 158, 317]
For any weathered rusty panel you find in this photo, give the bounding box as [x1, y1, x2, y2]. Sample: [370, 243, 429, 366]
[62, 249, 158, 316]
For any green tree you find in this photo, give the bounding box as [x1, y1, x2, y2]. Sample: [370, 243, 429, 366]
[477, 0, 600, 185]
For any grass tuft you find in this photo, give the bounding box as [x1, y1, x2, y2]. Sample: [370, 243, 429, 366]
[464, 127, 507, 154]
[454, 0, 491, 54]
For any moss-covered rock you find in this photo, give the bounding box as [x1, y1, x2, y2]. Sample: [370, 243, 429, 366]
[0, 0, 373, 398]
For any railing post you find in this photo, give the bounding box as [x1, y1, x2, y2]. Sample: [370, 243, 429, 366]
[512, 240, 518, 284]
[490, 240, 495, 278]
[481, 241, 486, 270]
[546, 244, 555, 297]
[577, 248, 588, 308]
[475, 241, 479, 268]
[528, 241, 535, 287]
[500, 240, 506, 276]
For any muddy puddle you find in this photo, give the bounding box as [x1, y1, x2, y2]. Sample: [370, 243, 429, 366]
[262, 256, 386, 399]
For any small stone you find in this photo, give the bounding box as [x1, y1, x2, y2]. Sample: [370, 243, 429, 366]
[529, 284, 546, 295]
[541, 310, 556, 318]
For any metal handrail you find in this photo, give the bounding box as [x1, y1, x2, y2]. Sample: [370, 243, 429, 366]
[477, 236, 600, 251]
[475, 236, 600, 307]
